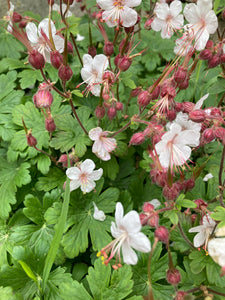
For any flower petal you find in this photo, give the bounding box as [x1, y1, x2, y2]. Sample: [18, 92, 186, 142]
[115, 202, 124, 228]
[193, 231, 206, 247]
[89, 127, 103, 141]
[93, 54, 108, 76]
[122, 241, 138, 265]
[83, 54, 93, 67]
[26, 22, 39, 44]
[122, 211, 142, 233]
[80, 179, 95, 193]
[129, 232, 151, 252]
[124, 0, 142, 7]
[66, 167, 80, 180]
[97, 0, 114, 10]
[70, 180, 81, 192]
[89, 168, 103, 181]
[120, 6, 138, 27]
[80, 159, 95, 173]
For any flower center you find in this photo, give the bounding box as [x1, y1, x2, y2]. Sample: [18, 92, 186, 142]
[113, 0, 124, 8]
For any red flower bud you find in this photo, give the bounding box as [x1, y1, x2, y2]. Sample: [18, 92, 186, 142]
[174, 67, 187, 84]
[167, 109, 176, 121]
[147, 213, 159, 227]
[182, 102, 194, 113]
[13, 12, 22, 23]
[129, 132, 145, 145]
[143, 202, 154, 213]
[50, 51, 63, 69]
[45, 117, 56, 132]
[194, 199, 208, 210]
[103, 71, 115, 84]
[208, 55, 220, 68]
[183, 178, 195, 191]
[220, 54, 225, 64]
[214, 127, 225, 143]
[28, 50, 45, 70]
[166, 269, 181, 285]
[206, 40, 214, 48]
[149, 85, 160, 100]
[140, 213, 148, 226]
[210, 107, 222, 117]
[178, 78, 189, 90]
[199, 49, 212, 60]
[124, 26, 134, 34]
[138, 90, 151, 107]
[103, 41, 114, 56]
[118, 56, 132, 71]
[163, 183, 180, 201]
[107, 107, 117, 120]
[202, 128, 215, 142]
[19, 19, 28, 28]
[189, 109, 205, 122]
[175, 291, 186, 300]
[63, 0, 74, 4]
[155, 226, 169, 243]
[115, 102, 123, 111]
[88, 46, 97, 58]
[114, 54, 122, 67]
[95, 106, 105, 119]
[58, 64, 73, 82]
[130, 87, 142, 97]
[26, 132, 37, 147]
[33, 90, 53, 108]
[67, 41, 74, 54]
[144, 18, 154, 29]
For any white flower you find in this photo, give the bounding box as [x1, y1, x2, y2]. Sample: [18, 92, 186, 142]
[99, 202, 151, 266]
[52, 3, 73, 17]
[89, 127, 117, 161]
[5, 1, 14, 32]
[149, 199, 161, 209]
[208, 238, 225, 267]
[151, 0, 184, 39]
[166, 112, 201, 146]
[93, 202, 106, 221]
[183, 0, 218, 50]
[97, 0, 141, 28]
[194, 93, 209, 110]
[155, 123, 200, 169]
[80, 54, 108, 96]
[76, 33, 85, 41]
[189, 214, 216, 247]
[66, 159, 103, 193]
[26, 18, 64, 62]
[203, 173, 213, 181]
[174, 31, 194, 56]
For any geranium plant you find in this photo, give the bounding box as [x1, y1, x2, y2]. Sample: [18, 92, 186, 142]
[0, 0, 225, 299]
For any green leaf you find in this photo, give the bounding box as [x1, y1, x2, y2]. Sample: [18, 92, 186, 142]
[36, 154, 51, 175]
[0, 286, 23, 300]
[60, 280, 93, 300]
[18, 261, 37, 283]
[0, 32, 24, 59]
[35, 167, 66, 192]
[18, 69, 43, 89]
[189, 250, 208, 274]
[164, 210, 179, 225]
[23, 195, 45, 225]
[0, 71, 17, 100]
[101, 156, 119, 180]
[176, 195, 197, 209]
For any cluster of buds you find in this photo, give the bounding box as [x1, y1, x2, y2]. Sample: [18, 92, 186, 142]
[58, 148, 78, 168]
[199, 40, 225, 68]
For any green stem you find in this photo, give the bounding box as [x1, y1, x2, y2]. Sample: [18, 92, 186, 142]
[42, 176, 71, 291]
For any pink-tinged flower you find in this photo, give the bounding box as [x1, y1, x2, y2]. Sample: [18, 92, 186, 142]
[183, 0, 218, 51]
[151, 0, 184, 39]
[89, 127, 117, 161]
[97, 0, 141, 28]
[203, 173, 213, 181]
[93, 202, 106, 221]
[66, 159, 103, 193]
[98, 202, 151, 267]
[189, 214, 216, 247]
[155, 123, 200, 169]
[80, 54, 109, 96]
[174, 31, 194, 56]
[26, 18, 64, 62]
[5, 1, 14, 32]
[208, 238, 225, 267]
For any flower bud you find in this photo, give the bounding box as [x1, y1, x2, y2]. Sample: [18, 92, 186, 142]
[130, 87, 142, 97]
[140, 213, 148, 226]
[144, 18, 153, 29]
[175, 102, 183, 112]
[210, 107, 222, 117]
[147, 213, 159, 227]
[155, 226, 169, 243]
[88, 45, 97, 58]
[45, 117, 56, 132]
[175, 291, 186, 300]
[103, 71, 115, 84]
[214, 127, 225, 143]
[13, 12, 22, 23]
[33, 90, 53, 108]
[48, 0, 54, 5]
[50, 51, 63, 69]
[178, 77, 189, 90]
[149, 85, 160, 100]
[167, 109, 176, 121]
[103, 41, 114, 56]
[189, 109, 205, 122]
[138, 90, 151, 107]
[95, 106, 105, 119]
[107, 107, 117, 120]
[28, 50, 45, 70]
[143, 202, 154, 213]
[129, 132, 145, 145]
[208, 55, 220, 68]
[166, 269, 181, 285]
[163, 183, 180, 201]
[206, 40, 214, 48]
[194, 199, 208, 210]
[67, 41, 74, 54]
[58, 64, 73, 82]
[220, 54, 225, 64]
[182, 102, 194, 113]
[115, 102, 123, 111]
[119, 38, 130, 54]
[118, 56, 132, 71]
[161, 84, 176, 99]
[63, 0, 74, 4]
[183, 178, 195, 191]
[124, 26, 134, 34]
[202, 128, 215, 143]
[199, 49, 212, 60]
[174, 67, 187, 84]
[26, 132, 37, 147]
[19, 19, 28, 28]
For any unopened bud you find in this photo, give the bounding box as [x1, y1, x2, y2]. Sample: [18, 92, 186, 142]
[45, 117, 56, 132]
[58, 64, 73, 82]
[174, 67, 187, 84]
[144, 18, 153, 29]
[140, 213, 148, 226]
[208, 55, 220, 68]
[19, 19, 28, 28]
[206, 40, 214, 48]
[183, 178, 195, 191]
[114, 54, 122, 67]
[143, 202, 154, 213]
[182, 102, 195, 113]
[155, 226, 169, 243]
[175, 291, 186, 300]
[214, 127, 225, 143]
[33, 90, 53, 108]
[103, 41, 114, 56]
[67, 41, 73, 54]
[148, 85, 160, 100]
[118, 56, 132, 71]
[103, 71, 115, 84]
[115, 102, 123, 111]
[63, 0, 74, 4]
[167, 109, 176, 121]
[147, 213, 159, 227]
[194, 199, 208, 210]
[50, 51, 63, 69]
[202, 128, 215, 142]
[138, 90, 151, 107]
[163, 183, 180, 201]
[166, 269, 181, 285]
[178, 78, 189, 90]
[95, 106, 105, 119]
[199, 49, 212, 60]
[124, 26, 134, 34]
[26, 132, 37, 147]
[129, 132, 145, 145]
[107, 107, 117, 120]
[13, 12, 22, 23]
[28, 50, 45, 70]
[88, 46, 97, 58]
[130, 87, 142, 97]
[189, 109, 205, 122]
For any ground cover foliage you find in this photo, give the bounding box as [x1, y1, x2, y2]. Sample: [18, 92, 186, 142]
[0, 0, 225, 299]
